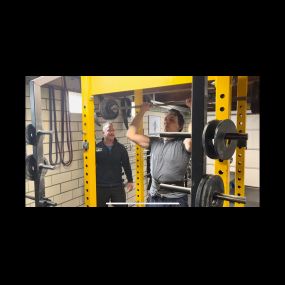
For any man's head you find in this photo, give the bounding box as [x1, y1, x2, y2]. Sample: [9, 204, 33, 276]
[102, 122, 115, 141]
[164, 109, 185, 132]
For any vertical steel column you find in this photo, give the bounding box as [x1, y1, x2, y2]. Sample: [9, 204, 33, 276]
[81, 77, 97, 207]
[134, 90, 145, 207]
[215, 76, 232, 207]
[28, 77, 61, 207]
[29, 80, 45, 207]
[191, 76, 208, 207]
[235, 76, 248, 207]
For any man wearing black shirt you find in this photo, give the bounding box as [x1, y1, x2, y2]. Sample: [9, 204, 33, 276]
[96, 122, 134, 207]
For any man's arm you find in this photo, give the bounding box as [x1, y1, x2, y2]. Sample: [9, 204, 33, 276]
[126, 103, 151, 149]
[183, 98, 192, 153]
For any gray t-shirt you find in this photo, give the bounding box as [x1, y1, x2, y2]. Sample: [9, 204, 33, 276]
[148, 137, 191, 198]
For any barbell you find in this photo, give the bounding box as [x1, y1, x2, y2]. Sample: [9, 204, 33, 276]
[98, 98, 189, 120]
[159, 174, 246, 207]
[150, 132, 192, 138]
[151, 119, 247, 160]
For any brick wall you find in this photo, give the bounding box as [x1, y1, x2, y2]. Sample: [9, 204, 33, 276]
[25, 84, 84, 207]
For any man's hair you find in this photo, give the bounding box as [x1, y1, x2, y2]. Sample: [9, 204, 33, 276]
[168, 109, 184, 131]
[102, 121, 113, 132]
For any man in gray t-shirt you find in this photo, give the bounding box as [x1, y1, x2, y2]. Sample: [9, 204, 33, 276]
[127, 98, 192, 207]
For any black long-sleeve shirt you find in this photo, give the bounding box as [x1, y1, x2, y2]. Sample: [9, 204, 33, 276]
[96, 138, 133, 187]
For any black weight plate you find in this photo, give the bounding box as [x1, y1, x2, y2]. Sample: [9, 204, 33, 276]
[201, 175, 224, 207]
[100, 99, 119, 120]
[195, 175, 211, 207]
[214, 119, 238, 160]
[26, 155, 37, 180]
[202, 120, 220, 159]
[26, 124, 36, 145]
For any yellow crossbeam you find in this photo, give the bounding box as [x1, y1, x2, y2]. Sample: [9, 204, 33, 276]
[88, 76, 216, 95]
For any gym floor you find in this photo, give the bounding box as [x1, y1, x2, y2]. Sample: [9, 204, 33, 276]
[243, 186, 260, 207]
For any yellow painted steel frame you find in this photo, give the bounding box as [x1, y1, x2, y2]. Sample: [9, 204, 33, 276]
[134, 90, 145, 207]
[214, 76, 232, 207]
[235, 76, 248, 207]
[85, 76, 216, 95]
[81, 77, 97, 207]
[80, 76, 222, 207]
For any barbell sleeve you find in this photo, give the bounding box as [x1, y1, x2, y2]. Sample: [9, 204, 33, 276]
[160, 183, 246, 204]
[37, 130, 53, 136]
[215, 193, 246, 204]
[224, 133, 248, 141]
[39, 163, 56, 170]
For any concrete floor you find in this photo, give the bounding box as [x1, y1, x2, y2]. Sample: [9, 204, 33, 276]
[230, 186, 259, 207]
[244, 186, 259, 207]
